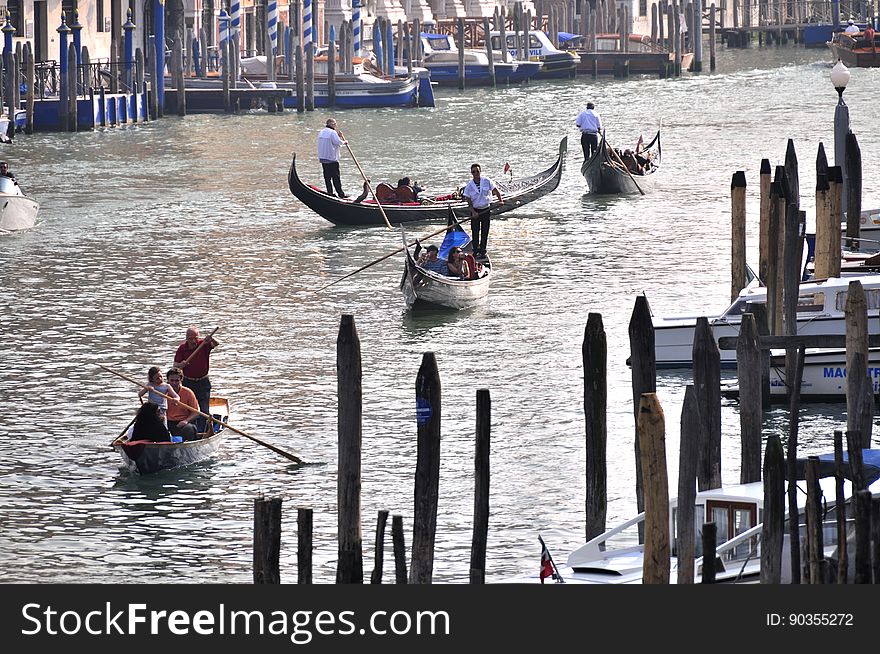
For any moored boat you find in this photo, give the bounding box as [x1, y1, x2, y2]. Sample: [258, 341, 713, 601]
[418, 32, 519, 86]
[488, 29, 579, 78]
[506, 451, 880, 584]
[111, 397, 230, 474]
[0, 176, 40, 233]
[654, 274, 880, 369]
[563, 32, 693, 75]
[400, 221, 491, 310]
[288, 136, 567, 227]
[581, 130, 660, 194]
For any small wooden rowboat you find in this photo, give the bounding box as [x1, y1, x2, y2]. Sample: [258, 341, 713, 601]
[399, 223, 491, 310]
[288, 137, 567, 227]
[111, 397, 230, 474]
[581, 130, 660, 195]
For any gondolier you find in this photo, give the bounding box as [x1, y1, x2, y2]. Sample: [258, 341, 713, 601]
[462, 163, 503, 258]
[173, 326, 218, 432]
[317, 118, 349, 198]
[575, 102, 602, 160]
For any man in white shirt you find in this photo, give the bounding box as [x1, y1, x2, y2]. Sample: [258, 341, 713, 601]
[317, 118, 349, 198]
[462, 163, 503, 258]
[844, 19, 860, 34]
[575, 102, 602, 160]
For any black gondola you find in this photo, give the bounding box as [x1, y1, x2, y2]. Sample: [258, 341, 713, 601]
[581, 130, 660, 195]
[288, 137, 567, 227]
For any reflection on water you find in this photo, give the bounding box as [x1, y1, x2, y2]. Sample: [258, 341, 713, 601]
[0, 46, 874, 583]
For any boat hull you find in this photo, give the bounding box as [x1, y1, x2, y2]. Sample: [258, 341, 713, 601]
[401, 257, 491, 310]
[288, 137, 567, 227]
[114, 432, 225, 474]
[828, 40, 880, 67]
[581, 130, 660, 195]
[421, 63, 517, 86]
[0, 193, 39, 232]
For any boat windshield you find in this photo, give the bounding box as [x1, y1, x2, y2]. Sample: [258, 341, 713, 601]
[0, 177, 17, 195]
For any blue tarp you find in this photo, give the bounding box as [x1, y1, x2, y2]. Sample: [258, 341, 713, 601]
[438, 229, 471, 262]
[799, 449, 880, 485]
[557, 31, 582, 43]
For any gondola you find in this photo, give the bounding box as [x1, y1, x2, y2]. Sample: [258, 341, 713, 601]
[399, 219, 491, 310]
[288, 137, 567, 227]
[580, 130, 660, 195]
[111, 397, 230, 475]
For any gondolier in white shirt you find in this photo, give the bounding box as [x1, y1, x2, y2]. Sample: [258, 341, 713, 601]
[462, 163, 503, 259]
[317, 118, 349, 198]
[575, 102, 602, 160]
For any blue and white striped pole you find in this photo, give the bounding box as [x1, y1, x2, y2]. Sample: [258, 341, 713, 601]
[219, 9, 229, 48]
[303, 0, 312, 55]
[268, 0, 278, 54]
[230, 0, 241, 39]
[352, 0, 361, 56]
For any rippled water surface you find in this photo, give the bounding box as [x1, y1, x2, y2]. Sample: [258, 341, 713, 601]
[2, 46, 878, 583]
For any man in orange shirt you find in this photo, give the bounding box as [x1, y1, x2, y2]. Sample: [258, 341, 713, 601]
[166, 368, 201, 441]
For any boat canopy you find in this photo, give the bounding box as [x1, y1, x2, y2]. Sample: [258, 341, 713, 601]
[794, 448, 880, 485]
[557, 31, 581, 43]
[438, 228, 471, 261]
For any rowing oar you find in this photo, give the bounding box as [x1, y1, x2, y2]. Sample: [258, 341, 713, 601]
[99, 364, 305, 465]
[340, 132, 394, 230]
[608, 144, 646, 196]
[178, 326, 219, 369]
[314, 209, 471, 293]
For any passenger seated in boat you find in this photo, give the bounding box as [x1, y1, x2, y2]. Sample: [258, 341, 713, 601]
[414, 242, 449, 275]
[447, 247, 480, 280]
[621, 149, 644, 175]
[396, 177, 423, 202]
[137, 366, 178, 424]
[129, 402, 173, 442]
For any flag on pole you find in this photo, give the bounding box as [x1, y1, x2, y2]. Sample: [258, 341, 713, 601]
[635, 134, 644, 153]
[503, 162, 512, 180]
[539, 535, 562, 583]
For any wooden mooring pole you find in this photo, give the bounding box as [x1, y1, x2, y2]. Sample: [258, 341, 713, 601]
[638, 393, 669, 584]
[584, 313, 607, 540]
[701, 521, 717, 583]
[731, 171, 747, 302]
[804, 457, 825, 584]
[470, 389, 491, 584]
[392, 514, 407, 584]
[694, 317, 721, 490]
[410, 352, 441, 584]
[297, 507, 313, 584]
[737, 313, 762, 483]
[760, 434, 785, 584]
[758, 158, 771, 287]
[845, 132, 862, 251]
[337, 314, 363, 583]
[370, 510, 389, 584]
[677, 385, 700, 583]
[253, 496, 282, 584]
[833, 430, 848, 583]
[629, 296, 656, 529]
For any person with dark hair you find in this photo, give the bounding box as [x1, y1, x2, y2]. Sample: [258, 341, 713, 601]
[137, 366, 178, 423]
[415, 243, 448, 275]
[166, 367, 200, 441]
[462, 163, 503, 259]
[317, 118, 349, 198]
[0, 161, 16, 182]
[130, 402, 173, 442]
[575, 102, 602, 160]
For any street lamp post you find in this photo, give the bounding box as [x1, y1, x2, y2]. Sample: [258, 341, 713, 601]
[831, 59, 851, 219]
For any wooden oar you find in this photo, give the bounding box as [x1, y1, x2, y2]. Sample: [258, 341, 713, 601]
[315, 209, 470, 293]
[99, 364, 305, 465]
[340, 132, 394, 230]
[608, 142, 646, 196]
[179, 326, 219, 369]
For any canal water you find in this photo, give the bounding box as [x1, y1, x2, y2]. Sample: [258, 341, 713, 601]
[2, 46, 879, 583]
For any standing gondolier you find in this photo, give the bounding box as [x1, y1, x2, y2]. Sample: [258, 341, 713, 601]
[173, 326, 218, 432]
[317, 118, 349, 198]
[462, 163, 503, 259]
[575, 102, 602, 160]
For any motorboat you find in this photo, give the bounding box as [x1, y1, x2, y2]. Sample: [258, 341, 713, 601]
[581, 130, 660, 194]
[111, 397, 230, 474]
[418, 32, 520, 85]
[721, 347, 880, 402]
[0, 176, 40, 233]
[653, 274, 880, 369]
[488, 29, 579, 78]
[561, 32, 694, 75]
[827, 30, 880, 67]
[506, 450, 880, 583]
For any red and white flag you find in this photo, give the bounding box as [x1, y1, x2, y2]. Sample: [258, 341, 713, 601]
[539, 535, 560, 584]
[503, 162, 512, 178]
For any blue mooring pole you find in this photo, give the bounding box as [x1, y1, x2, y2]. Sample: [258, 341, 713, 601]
[72, 9, 83, 66]
[153, 0, 165, 116]
[57, 14, 70, 103]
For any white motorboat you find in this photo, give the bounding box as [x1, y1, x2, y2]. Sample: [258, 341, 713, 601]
[654, 274, 880, 369]
[0, 177, 39, 233]
[399, 223, 491, 310]
[506, 451, 880, 584]
[721, 347, 880, 402]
